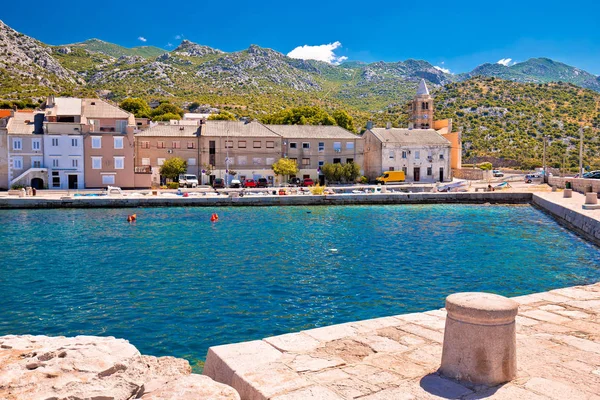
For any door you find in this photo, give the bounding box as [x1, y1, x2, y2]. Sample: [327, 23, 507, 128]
[31, 178, 44, 189]
[413, 167, 420, 182]
[439, 167, 444, 182]
[68, 174, 78, 189]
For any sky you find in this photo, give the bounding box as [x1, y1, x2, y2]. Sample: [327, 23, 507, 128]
[2, 0, 600, 75]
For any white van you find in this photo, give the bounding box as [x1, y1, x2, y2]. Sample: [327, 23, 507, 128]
[178, 174, 199, 188]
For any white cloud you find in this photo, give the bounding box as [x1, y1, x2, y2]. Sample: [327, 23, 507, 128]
[287, 41, 348, 65]
[497, 58, 513, 66]
[138, 36, 147, 42]
[434, 66, 451, 74]
[167, 42, 173, 47]
[175, 34, 183, 40]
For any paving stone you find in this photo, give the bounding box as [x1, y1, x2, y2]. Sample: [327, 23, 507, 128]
[395, 313, 446, 331]
[540, 304, 566, 311]
[355, 334, 409, 353]
[349, 316, 405, 333]
[516, 315, 541, 327]
[554, 334, 600, 354]
[263, 332, 321, 353]
[464, 385, 548, 400]
[375, 327, 426, 348]
[286, 354, 345, 373]
[303, 323, 358, 342]
[521, 310, 572, 324]
[565, 319, 600, 335]
[270, 385, 343, 400]
[525, 377, 591, 400]
[358, 387, 415, 400]
[565, 300, 600, 312]
[530, 322, 575, 334]
[555, 310, 592, 319]
[417, 374, 473, 398]
[423, 309, 447, 319]
[552, 287, 600, 300]
[306, 369, 351, 384]
[363, 353, 434, 378]
[326, 377, 380, 398]
[396, 323, 444, 343]
[230, 362, 311, 400]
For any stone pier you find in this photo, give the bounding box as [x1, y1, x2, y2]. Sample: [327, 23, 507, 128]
[204, 283, 600, 399]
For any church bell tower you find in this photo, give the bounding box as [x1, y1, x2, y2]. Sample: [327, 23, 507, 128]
[409, 79, 434, 129]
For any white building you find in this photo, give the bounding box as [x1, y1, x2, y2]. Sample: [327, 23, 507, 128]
[43, 97, 85, 189]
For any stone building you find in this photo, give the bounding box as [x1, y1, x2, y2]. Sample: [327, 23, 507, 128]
[409, 79, 434, 129]
[5, 111, 47, 189]
[0, 110, 11, 189]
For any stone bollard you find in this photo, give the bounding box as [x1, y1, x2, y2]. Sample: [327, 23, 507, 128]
[585, 192, 598, 205]
[563, 188, 572, 198]
[551, 185, 557, 192]
[440, 292, 518, 386]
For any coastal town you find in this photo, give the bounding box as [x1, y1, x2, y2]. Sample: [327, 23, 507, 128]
[0, 80, 464, 192]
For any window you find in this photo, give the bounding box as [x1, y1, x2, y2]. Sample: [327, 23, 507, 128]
[12, 138, 22, 150]
[402, 151, 407, 159]
[172, 141, 181, 149]
[318, 142, 325, 152]
[427, 167, 432, 176]
[290, 158, 297, 164]
[141, 141, 150, 149]
[102, 175, 115, 185]
[114, 137, 124, 149]
[71, 138, 78, 147]
[333, 142, 341, 152]
[266, 157, 275, 166]
[318, 161, 324, 167]
[114, 157, 124, 170]
[32, 139, 41, 151]
[238, 140, 246, 148]
[72, 159, 78, 168]
[52, 172, 60, 188]
[346, 158, 354, 164]
[237, 156, 247, 165]
[439, 154, 444, 160]
[253, 141, 261, 148]
[116, 120, 127, 133]
[92, 137, 101, 149]
[33, 159, 41, 168]
[13, 157, 23, 169]
[389, 151, 395, 159]
[302, 142, 310, 149]
[389, 167, 395, 171]
[92, 157, 102, 169]
[187, 141, 195, 149]
[266, 141, 275, 149]
[252, 157, 262, 165]
[333, 158, 341, 164]
[157, 141, 165, 149]
[142, 158, 150, 166]
[52, 159, 59, 168]
[157, 158, 165, 166]
[415, 151, 420, 160]
[302, 158, 310, 166]
[289, 142, 297, 149]
[51, 137, 59, 147]
[224, 140, 233, 148]
[346, 142, 354, 150]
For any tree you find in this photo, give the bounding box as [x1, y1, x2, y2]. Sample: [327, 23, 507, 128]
[151, 102, 184, 119]
[262, 106, 335, 126]
[152, 112, 181, 122]
[208, 111, 237, 121]
[322, 163, 344, 182]
[119, 98, 151, 118]
[332, 109, 354, 132]
[343, 162, 361, 181]
[272, 158, 298, 182]
[160, 157, 187, 181]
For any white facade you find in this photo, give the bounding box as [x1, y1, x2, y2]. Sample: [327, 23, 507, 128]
[381, 143, 450, 183]
[43, 132, 84, 189]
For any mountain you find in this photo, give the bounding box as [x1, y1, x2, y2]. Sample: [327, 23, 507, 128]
[62, 39, 167, 58]
[463, 58, 600, 92]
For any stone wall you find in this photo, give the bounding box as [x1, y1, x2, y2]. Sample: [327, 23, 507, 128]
[452, 168, 493, 181]
[549, 177, 600, 193]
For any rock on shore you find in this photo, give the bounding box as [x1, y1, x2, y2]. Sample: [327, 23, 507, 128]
[0, 335, 240, 400]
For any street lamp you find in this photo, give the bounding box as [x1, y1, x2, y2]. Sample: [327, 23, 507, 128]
[542, 135, 549, 184]
[579, 126, 589, 177]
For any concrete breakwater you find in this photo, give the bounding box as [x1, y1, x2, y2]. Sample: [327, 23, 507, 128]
[0, 192, 533, 209]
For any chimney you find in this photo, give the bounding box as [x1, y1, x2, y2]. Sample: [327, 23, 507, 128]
[366, 121, 373, 130]
[47, 95, 55, 107]
[386, 122, 392, 130]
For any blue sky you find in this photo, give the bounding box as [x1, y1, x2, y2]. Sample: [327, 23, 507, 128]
[2, 0, 600, 74]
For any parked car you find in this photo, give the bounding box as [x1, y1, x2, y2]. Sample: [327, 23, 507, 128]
[243, 179, 257, 188]
[583, 171, 600, 179]
[301, 178, 315, 187]
[257, 178, 269, 188]
[524, 174, 541, 183]
[492, 170, 504, 177]
[288, 177, 302, 186]
[213, 178, 225, 189]
[230, 179, 241, 188]
[178, 174, 199, 188]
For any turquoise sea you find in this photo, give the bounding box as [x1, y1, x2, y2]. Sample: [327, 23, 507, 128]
[0, 205, 599, 368]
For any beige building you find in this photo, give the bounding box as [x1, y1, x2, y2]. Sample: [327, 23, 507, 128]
[265, 125, 364, 184]
[6, 111, 47, 189]
[135, 120, 282, 186]
[0, 112, 10, 190]
[81, 99, 137, 188]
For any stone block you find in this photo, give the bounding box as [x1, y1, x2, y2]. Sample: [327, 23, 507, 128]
[525, 377, 590, 400]
[585, 192, 598, 205]
[263, 332, 321, 353]
[563, 188, 572, 198]
[440, 292, 518, 386]
[270, 385, 343, 399]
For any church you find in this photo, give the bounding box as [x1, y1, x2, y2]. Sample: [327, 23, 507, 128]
[362, 80, 462, 182]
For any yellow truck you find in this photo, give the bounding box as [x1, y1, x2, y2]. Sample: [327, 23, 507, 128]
[376, 171, 406, 184]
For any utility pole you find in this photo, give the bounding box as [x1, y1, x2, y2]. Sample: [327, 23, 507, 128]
[542, 135, 548, 183]
[579, 127, 584, 177]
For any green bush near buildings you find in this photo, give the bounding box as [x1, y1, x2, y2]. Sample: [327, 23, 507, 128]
[166, 182, 179, 189]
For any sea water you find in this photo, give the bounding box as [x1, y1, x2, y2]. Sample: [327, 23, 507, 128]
[1, 205, 598, 368]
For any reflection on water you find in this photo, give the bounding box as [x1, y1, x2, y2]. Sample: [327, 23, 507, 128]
[1, 204, 599, 369]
